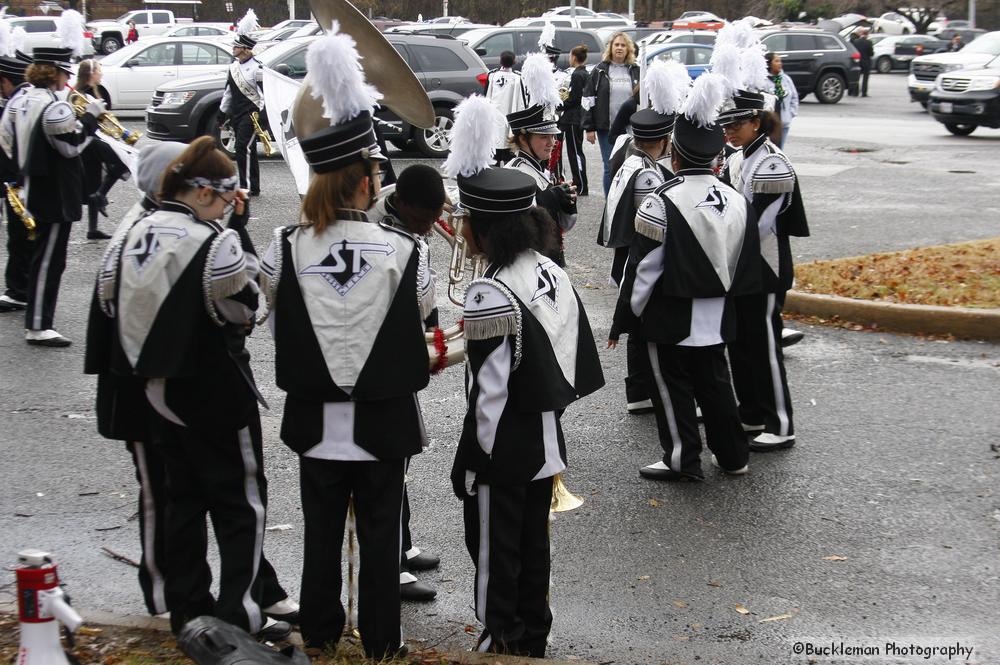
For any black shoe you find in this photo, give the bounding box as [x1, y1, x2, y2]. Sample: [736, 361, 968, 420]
[250, 190, 261, 197]
[255, 617, 291, 642]
[405, 550, 440, 571]
[87, 230, 112, 240]
[749, 433, 796, 452]
[0, 295, 27, 312]
[639, 462, 703, 482]
[89, 192, 109, 218]
[627, 398, 654, 415]
[25, 329, 72, 347]
[781, 328, 805, 347]
[400, 578, 437, 602]
[262, 598, 299, 624]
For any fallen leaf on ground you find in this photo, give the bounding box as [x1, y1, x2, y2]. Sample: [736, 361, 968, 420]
[638, 575, 650, 581]
[735, 603, 750, 615]
[649, 498, 659, 507]
[672, 600, 688, 608]
[759, 613, 795, 623]
[707, 580, 723, 587]
[265, 524, 293, 531]
[823, 555, 848, 561]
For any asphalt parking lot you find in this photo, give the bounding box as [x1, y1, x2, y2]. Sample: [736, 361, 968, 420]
[1, 72, 998, 664]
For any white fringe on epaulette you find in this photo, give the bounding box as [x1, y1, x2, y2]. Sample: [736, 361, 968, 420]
[635, 217, 665, 242]
[203, 230, 248, 326]
[464, 313, 519, 341]
[752, 179, 795, 194]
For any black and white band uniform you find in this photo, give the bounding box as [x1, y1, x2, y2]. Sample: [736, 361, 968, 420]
[220, 36, 264, 194]
[611, 111, 762, 482]
[16, 47, 104, 346]
[719, 89, 810, 452]
[598, 108, 676, 414]
[259, 25, 432, 660]
[0, 51, 33, 313]
[450, 167, 604, 657]
[84, 141, 297, 627]
[99, 137, 293, 640]
[505, 105, 577, 267]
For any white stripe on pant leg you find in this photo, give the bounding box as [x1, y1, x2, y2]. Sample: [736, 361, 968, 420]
[134, 441, 168, 614]
[475, 485, 491, 637]
[764, 293, 790, 436]
[31, 222, 61, 330]
[647, 342, 683, 472]
[237, 426, 265, 632]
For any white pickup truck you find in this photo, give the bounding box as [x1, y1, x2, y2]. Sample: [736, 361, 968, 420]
[89, 9, 189, 54]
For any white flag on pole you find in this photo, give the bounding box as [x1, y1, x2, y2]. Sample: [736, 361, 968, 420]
[263, 68, 311, 196]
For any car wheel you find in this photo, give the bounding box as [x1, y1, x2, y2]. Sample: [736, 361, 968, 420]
[919, 101, 928, 109]
[101, 36, 122, 54]
[414, 107, 454, 158]
[876, 56, 893, 73]
[815, 72, 845, 104]
[207, 109, 237, 158]
[944, 123, 976, 136]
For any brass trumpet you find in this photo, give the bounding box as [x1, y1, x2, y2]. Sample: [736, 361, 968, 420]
[250, 111, 274, 157]
[6, 183, 36, 240]
[67, 89, 141, 146]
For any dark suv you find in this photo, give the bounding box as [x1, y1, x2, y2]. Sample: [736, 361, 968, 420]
[145, 33, 488, 158]
[757, 28, 862, 103]
[459, 26, 604, 70]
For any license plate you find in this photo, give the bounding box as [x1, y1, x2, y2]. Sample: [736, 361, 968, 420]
[939, 102, 953, 114]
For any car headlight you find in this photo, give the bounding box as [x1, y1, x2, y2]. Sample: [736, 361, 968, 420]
[941, 63, 965, 72]
[158, 91, 195, 108]
[965, 76, 1000, 91]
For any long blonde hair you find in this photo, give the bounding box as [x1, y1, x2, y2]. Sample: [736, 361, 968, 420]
[602, 32, 636, 65]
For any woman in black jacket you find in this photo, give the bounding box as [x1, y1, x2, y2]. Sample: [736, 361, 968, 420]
[582, 32, 640, 194]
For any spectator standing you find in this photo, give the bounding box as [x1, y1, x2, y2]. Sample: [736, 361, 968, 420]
[851, 29, 874, 97]
[582, 32, 640, 194]
[948, 34, 964, 51]
[126, 20, 138, 44]
[766, 52, 798, 148]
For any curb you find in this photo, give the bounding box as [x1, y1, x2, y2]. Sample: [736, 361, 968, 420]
[0, 606, 594, 665]
[785, 290, 1000, 341]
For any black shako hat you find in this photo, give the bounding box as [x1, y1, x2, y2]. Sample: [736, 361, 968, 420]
[299, 111, 387, 174]
[543, 43, 561, 57]
[15, 50, 34, 65]
[630, 108, 675, 141]
[31, 46, 73, 74]
[717, 89, 766, 126]
[458, 167, 536, 213]
[0, 56, 29, 82]
[670, 113, 724, 166]
[234, 33, 257, 49]
[507, 104, 560, 135]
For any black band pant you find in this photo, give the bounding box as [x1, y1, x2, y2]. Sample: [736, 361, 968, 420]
[25, 220, 71, 331]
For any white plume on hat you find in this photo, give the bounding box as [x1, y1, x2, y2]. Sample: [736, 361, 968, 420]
[306, 21, 381, 125]
[681, 72, 727, 127]
[56, 8, 86, 57]
[521, 52, 561, 110]
[11, 26, 26, 56]
[0, 20, 11, 58]
[644, 59, 691, 115]
[443, 95, 503, 178]
[236, 8, 259, 36]
[739, 42, 770, 92]
[708, 42, 741, 97]
[538, 22, 556, 50]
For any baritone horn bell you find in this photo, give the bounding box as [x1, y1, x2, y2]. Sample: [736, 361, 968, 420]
[551, 473, 584, 512]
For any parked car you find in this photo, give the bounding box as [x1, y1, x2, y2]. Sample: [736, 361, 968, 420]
[909, 31, 1000, 105]
[4, 16, 96, 57]
[146, 33, 488, 158]
[97, 37, 232, 110]
[934, 27, 986, 44]
[250, 26, 303, 52]
[266, 19, 313, 32]
[757, 27, 862, 103]
[159, 24, 230, 38]
[506, 15, 632, 29]
[636, 29, 717, 48]
[597, 26, 669, 45]
[461, 26, 603, 70]
[644, 42, 714, 78]
[670, 12, 725, 30]
[385, 22, 494, 37]
[927, 62, 1000, 134]
[873, 35, 949, 73]
[88, 9, 183, 54]
[871, 12, 916, 35]
[928, 18, 969, 34]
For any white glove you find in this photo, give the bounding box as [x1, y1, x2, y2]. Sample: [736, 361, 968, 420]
[84, 99, 107, 119]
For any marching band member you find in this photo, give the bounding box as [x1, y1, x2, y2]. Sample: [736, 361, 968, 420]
[74, 58, 129, 240]
[104, 136, 292, 640]
[719, 88, 809, 452]
[0, 44, 32, 313]
[611, 74, 761, 482]
[598, 59, 690, 415]
[368, 163, 447, 602]
[560, 45, 589, 196]
[506, 51, 577, 266]
[538, 23, 567, 182]
[484, 50, 526, 167]
[220, 9, 264, 196]
[260, 25, 433, 659]
[445, 95, 604, 656]
[16, 46, 104, 346]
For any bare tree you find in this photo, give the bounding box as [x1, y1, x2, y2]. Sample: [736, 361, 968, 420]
[894, 2, 958, 33]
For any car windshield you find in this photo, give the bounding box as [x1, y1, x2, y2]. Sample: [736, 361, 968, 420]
[101, 41, 150, 66]
[457, 28, 495, 45]
[258, 37, 313, 67]
[961, 32, 1000, 54]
